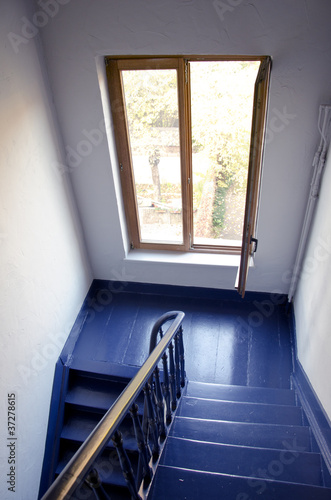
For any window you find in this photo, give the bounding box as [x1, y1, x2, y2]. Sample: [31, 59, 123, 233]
[106, 56, 271, 295]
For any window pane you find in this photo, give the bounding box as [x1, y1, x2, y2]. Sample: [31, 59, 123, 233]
[121, 69, 183, 245]
[190, 61, 260, 246]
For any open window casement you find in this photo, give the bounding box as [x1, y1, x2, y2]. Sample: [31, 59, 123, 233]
[236, 56, 271, 297]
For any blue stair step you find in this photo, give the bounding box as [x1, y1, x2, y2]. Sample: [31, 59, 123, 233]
[65, 371, 144, 410]
[61, 408, 137, 450]
[179, 396, 303, 425]
[186, 380, 296, 405]
[172, 416, 312, 451]
[149, 465, 331, 500]
[159, 437, 323, 486]
[68, 361, 140, 380]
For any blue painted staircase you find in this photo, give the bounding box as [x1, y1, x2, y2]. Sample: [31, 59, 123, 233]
[41, 367, 331, 499]
[149, 381, 331, 499]
[39, 283, 331, 499]
[49, 365, 144, 499]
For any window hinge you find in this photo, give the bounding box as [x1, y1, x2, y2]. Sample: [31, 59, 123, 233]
[188, 177, 191, 184]
[189, 233, 193, 249]
[104, 56, 109, 67]
[130, 241, 135, 250]
[185, 60, 188, 85]
[120, 163, 124, 172]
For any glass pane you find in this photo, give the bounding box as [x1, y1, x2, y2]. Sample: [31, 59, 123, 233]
[121, 69, 183, 244]
[190, 60, 260, 246]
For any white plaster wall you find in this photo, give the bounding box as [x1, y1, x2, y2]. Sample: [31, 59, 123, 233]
[0, 1, 92, 498]
[294, 145, 331, 420]
[38, 0, 331, 293]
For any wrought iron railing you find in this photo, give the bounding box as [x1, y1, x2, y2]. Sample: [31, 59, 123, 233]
[41, 310, 186, 500]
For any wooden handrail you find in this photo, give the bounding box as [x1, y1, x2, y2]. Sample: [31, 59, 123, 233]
[41, 311, 185, 500]
[149, 310, 184, 354]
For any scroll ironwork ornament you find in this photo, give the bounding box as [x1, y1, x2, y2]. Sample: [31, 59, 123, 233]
[162, 351, 172, 424]
[178, 326, 186, 388]
[143, 384, 160, 460]
[168, 342, 177, 411]
[85, 468, 111, 500]
[112, 431, 141, 500]
[129, 403, 152, 486]
[153, 366, 167, 440]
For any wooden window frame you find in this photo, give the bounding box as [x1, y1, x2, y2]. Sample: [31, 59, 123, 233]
[105, 55, 271, 271]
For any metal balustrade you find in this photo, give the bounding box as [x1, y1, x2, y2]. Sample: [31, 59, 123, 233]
[41, 311, 185, 500]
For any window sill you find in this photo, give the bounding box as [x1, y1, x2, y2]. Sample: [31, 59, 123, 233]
[124, 249, 246, 267]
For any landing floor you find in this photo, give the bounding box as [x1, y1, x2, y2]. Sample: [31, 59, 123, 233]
[63, 281, 293, 389]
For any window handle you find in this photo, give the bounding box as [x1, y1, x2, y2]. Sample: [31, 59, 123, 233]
[250, 236, 258, 253]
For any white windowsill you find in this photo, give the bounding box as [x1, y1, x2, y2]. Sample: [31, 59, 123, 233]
[124, 249, 246, 267]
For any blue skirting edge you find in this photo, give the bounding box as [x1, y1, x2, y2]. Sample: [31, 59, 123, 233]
[292, 361, 331, 484]
[290, 307, 331, 480]
[38, 360, 70, 499]
[91, 278, 288, 303]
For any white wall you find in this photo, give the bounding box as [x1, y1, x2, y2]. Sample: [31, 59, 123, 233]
[0, 1, 92, 499]
[294, 145, 331, 420]
[38, 0, 331, 294]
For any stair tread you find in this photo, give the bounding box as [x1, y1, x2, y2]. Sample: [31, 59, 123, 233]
[61, 409, 138, 449]
[187, 380, 296, 405]
[149, 465, 331, 500]
[65, 376, 144, 411]
[67, 359, 140, 380]
[179, 396, 303, 425]
[172, 416, 312, 450]
[160, 437, 323, 486]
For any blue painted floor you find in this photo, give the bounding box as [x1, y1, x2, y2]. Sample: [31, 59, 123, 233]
[68, 280, 292, 389]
